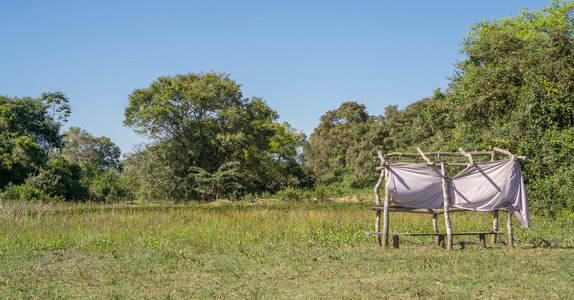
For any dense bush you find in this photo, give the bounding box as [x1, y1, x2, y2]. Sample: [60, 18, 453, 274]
[89, 169, 134, 202]
[1, 183, 63, 202]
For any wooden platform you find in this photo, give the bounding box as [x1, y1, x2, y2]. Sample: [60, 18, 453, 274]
[364, 231, 503, 237]
[365, 204, 506, 214]
[364, 231, 503, 249]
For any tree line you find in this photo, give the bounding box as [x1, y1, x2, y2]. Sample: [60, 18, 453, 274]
[2, 1, 573, 214]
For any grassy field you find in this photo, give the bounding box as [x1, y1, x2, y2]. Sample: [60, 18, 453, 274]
[1, 199, 573, 299]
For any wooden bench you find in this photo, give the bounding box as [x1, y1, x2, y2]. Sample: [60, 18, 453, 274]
[365, 231, 503, 248]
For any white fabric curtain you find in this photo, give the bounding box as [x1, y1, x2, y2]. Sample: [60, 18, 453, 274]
[385, 160, 530, 228]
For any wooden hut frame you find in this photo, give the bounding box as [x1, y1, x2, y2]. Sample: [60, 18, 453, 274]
[365, 147, 531, 250]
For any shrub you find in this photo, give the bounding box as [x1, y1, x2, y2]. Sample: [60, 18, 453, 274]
[89, 169, 134, 202]
[1, 184, 63, 202]
[276, 187, 308, 201]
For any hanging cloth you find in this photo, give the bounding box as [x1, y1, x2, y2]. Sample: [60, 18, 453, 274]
[451, 160, 530, 228]
[385, 160, 530, 228]
[385, 163, 444, 209]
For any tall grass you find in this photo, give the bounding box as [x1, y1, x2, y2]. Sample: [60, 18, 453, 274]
[1, 200, 573, 298]
[2, 200, 571, 257]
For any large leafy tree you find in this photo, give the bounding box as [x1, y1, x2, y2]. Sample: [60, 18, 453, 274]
[124, 72, 307, 200]
[0, 95, 61, 152]
[305, 101, 387, 187]
[0, 95, 60, 187]
[0, 94, 90, 200]
[444, 0, 574, 213]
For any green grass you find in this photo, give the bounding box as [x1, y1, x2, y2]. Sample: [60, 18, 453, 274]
[1, 200, 573, 299]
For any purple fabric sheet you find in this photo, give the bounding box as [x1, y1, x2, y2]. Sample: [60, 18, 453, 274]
[385, 160, 530, 228]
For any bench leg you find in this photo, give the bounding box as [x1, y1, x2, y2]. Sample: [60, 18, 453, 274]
[507, 209, 514, 248]
[479, 234, 486, 248]
[432, 214, 440, 245]
[491, 211, 499, 245]
[438, 235, 445, 248]
[376, 211, 382, 246]
[393, 236, 400, 249]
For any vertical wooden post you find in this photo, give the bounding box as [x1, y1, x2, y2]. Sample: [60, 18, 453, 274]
[382, 165, 391, 249]
[432, 214, 439, 245]
[373, 153, 386, 247]
[440, 161, 453, 250]
[507, 207, 514, 248]
[375, 211, 382, 246]
[492, 210, 499, 244]
[374, 169, 385, 247]
[393, 236, 400, 249]
[479, 234, 486, 248]
[490, 152, 498, 245]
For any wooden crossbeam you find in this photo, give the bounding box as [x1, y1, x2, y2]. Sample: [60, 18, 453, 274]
[364, 231, 503, 236]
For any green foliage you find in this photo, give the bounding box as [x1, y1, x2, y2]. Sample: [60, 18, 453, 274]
[41, 92, 71, 124]
[89, 169, 133, 202]
[1, 183, 63, 202]
[0, 95, 63, 190]
[61, 127, 121, 174]
[374, 1, 574, 215]
[0, 95, 62, 151]
[188, 162, 243, 201]
[123, 72, 309, 201]
[305, 101, 387, 190]
[0, 135, 45, 188]
[25, 154, 87, 200]
[121, 142, 186, 201]
[276, 186, 307, 201]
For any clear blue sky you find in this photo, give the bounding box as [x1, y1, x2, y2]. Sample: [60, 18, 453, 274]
[0, 0, 551, 155]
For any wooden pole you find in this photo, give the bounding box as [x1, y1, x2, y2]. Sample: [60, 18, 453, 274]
[507, 207, 514, 248]
[417, 147, 433, 165]
[492, 210, 499, 245]
[479, 234, 486, 248]
[459, 148, 474, 165]
[382, 165, 391, 249]
[432, 214, 440, 245]
[393, 236, 400, 249]
[373, 152, 386, 247]
[374, 169, 385, 246]
[440, 161, 453, 250]
[490, 152, 498, 245]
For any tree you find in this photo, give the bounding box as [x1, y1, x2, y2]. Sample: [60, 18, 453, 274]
[41, 92, 71, 152]
[0, 95, 62, 188]
[307, 102, 369, 171]
[124, 72, 308, 200]
[305, 101, 386, 187]
[0, 95, 61, 151]
[41, 91, 71, 125]
[61, 127, 121, 173]
[25, 154, 86, 200]
[444, 0, 574, 214]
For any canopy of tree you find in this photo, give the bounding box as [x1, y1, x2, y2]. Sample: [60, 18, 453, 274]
[62, 127, 121, 172]
[123, 72, 309, 201]
[305, 101, 386, 188]
[0, 95, 61, 188]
